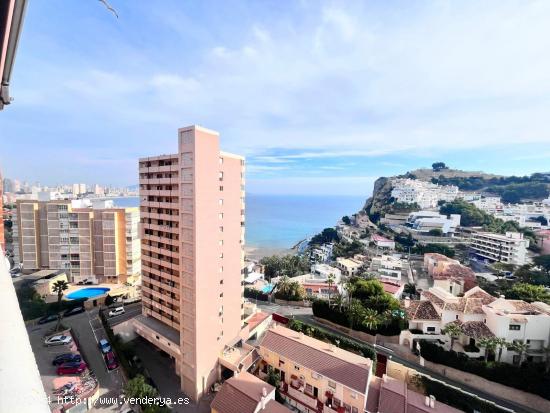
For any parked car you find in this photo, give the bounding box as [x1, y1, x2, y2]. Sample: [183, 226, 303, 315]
[108, 306, 125, 317]
[44, 335, 72, 346]
[38, 314, 59, 325]
[104, 351, 119, 370]
[52, 353, 82, 366]
[63, 306, 85, 317]
[56, 361, 87, 375]
[98, 338, 112, 354]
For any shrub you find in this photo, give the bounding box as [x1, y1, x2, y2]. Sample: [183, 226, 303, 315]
[244, 287, 269, 302]
[419, 340, 550, 400]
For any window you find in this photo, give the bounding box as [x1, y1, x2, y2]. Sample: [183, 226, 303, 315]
[455, 315, 459, 320]
[294, 365, 300, 371]
[311, 372, 321, 379]
[218, 213, 223, 219]
[352, 407, 358, 413]
[350, 392, 357, 399]
[278, 359, 285, 367]
[305, 384, 313, 395]
[427, 326, 436, 332]
[328, 380, 336, 389]
[219, 199, 223, 205]
[509, 324, 521, 331]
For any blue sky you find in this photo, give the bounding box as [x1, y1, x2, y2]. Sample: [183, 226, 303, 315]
[1, 0, 550, 196]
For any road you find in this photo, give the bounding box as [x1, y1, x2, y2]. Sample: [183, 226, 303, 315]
[102, 302, 142, 328]
[256, 301, 540, 413]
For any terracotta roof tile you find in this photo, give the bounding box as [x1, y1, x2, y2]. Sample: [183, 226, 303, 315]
[259, 326, 371, 393]
[403, 300, 441, 321]
[211, 372, 278, 413]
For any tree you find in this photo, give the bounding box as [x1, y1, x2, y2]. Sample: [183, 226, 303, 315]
[510, 341, 529, 365]
[478, 337, 497, 362]
[428, 228, 443, 237]
[432, 162, 448, 171]
[266, 366, 284, 403]
[310, 227, 340, 245]
[533, 255, 550, 274]
[348, 299, 364, 329]
[362, 308, 381, 331]
[327, 273, 335, 307]
[52, 280, 69, 331]
[342, 215, 351, 225]
[507, 283, 550, 303]
[124, 375, 158, 400]
[442, 322, 462, 350]
[493, 337, 508, 363]
[404, 283, 417, 297]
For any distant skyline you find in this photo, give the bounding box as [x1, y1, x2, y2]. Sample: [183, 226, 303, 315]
[2, 1, 550, 195]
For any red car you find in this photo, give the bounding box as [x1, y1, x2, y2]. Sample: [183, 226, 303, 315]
[104, 351, 119, 370]
[56, 361, 87, 375]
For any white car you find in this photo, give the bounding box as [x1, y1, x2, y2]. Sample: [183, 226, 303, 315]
[44, 335, 72, 346]
[108, 307, 125, 317]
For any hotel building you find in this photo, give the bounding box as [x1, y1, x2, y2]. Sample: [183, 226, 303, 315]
[135, 125, 245, 401]
[470, 231, 530, 266]
[14, 200, 140, 284]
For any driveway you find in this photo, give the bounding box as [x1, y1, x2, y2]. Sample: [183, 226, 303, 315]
[132, 337, 211, 413]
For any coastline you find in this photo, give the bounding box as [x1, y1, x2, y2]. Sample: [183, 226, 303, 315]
[245, 245, 295, 261]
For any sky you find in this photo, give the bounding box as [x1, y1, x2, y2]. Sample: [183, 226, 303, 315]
[1, 0, 550, 196]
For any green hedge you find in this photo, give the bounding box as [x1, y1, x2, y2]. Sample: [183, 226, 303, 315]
[415, 375, 511, 413]
[287, 319, 376, 362]
[419, 340, 550, 400]
[312, 299, 404, 336]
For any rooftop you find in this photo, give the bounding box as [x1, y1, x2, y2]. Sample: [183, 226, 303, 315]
[211, 372, 291, 413]
[403, 300, 440, 321]
[259, 325, 372, 394]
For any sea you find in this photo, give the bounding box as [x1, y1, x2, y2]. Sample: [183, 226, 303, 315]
[110, 194, 366, 249]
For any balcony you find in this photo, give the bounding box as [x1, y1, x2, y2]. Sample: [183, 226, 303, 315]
[281, 382, 321, 412]
[138, 164, 178, 174]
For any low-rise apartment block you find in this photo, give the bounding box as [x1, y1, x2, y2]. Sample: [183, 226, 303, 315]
[290, 264, 342, 299]
[336, 257, 363, 277]
[400, 286, 550, 364]
[390, 178, 459, 209]
[369, 255, 403, 282]
[370, 234, 395, 251]
[470, 231, 530, 266]
[14, 200, 140, 284]
[406, 211, 461, 235]
[258, 325, 373, 413]
[424, 253, 476, 295]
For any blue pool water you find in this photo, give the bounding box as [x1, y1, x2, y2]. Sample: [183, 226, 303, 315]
[66, 287, 110, 300]
[261, 284, 274, 294]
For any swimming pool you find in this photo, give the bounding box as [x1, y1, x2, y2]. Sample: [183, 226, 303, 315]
[261, 284, 274, 294]
[66, 287, 110, 300]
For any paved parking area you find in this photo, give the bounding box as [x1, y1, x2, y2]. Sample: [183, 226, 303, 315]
[27, 310, 125, 412]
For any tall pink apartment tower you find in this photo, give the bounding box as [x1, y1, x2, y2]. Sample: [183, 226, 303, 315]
[135, 125, 245, 401]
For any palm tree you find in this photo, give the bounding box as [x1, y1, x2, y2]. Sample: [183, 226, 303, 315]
[493, 337, 508, 363]
[345, 281, 356, 309]
[362, 308, 381, 331]
[403, 283, 417, 297]
[442, 322, 462, 351]
[478, 337, 497, 362]
[52, 280, 69, 331]
[510, 341, 529, 366]
[327, 273, 335, 307]
[348, 299, 364, 330]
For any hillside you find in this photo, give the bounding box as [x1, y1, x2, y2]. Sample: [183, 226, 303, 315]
[361, 166, 550, 222]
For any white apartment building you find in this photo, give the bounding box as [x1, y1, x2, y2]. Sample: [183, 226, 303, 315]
[336, 257, 363, 276]
[470, 196, 503, 214]
[470, 231, 530, 266]
[311, 243, 334, 263]
[369, 255, 403, 282]
[406, 211, 461, 235]
[390, 178, 459, 209]
[400, 286, 550, 364]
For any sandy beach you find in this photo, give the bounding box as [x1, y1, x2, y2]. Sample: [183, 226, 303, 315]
[245, 246, 295, 261]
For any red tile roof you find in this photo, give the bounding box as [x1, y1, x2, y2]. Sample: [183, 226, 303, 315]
[246, 311, 271, 331]
[259, 326, 371, 393]
[403, 300, 441, 321]
[211, 372, 277, 413]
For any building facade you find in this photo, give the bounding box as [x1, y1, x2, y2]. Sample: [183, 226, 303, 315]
[470, 231, 530, 266]
[135, 125, 245, 401]
[0, 169, 4, 250]
[14, 200, 139, 283]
